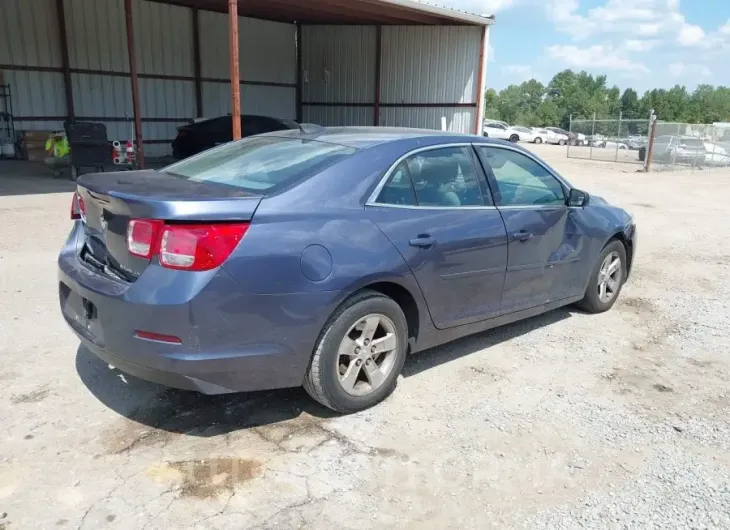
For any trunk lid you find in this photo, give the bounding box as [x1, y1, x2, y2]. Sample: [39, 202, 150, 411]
[76, 170, 262, 281]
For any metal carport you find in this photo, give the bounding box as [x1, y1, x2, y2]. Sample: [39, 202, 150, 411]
[0, 0, 494, 168]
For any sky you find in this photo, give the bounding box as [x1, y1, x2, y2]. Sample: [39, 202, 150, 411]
[435, 0, 730, 93]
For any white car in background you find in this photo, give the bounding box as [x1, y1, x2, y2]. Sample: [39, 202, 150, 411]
[508, 126, 541, 143]
[483, 122, 521, 142]
[532, 128, 569, 145]
[704, 142, 730, 167]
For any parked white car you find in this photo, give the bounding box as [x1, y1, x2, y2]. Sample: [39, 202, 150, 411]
[483, 122, 520, 142]
[704, 142, 730, 167]
[532, 128, 568, 145]
[508, 126, 540, 143]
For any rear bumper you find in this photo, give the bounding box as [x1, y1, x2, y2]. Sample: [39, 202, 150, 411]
[58, 225, 338, 394]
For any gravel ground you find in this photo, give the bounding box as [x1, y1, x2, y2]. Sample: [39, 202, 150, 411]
[1, 148, 729, 529]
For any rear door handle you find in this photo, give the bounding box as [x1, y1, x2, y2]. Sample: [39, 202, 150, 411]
[513, 231, 533, 242]
[409, 235, 436, 248]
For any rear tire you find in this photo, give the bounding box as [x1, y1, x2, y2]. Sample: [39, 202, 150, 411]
[559, 139, 567, 146]
[576, 240, 627, 314]
[303, 290, 408, 414]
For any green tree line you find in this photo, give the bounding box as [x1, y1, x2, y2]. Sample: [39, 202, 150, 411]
[484, 69, 730, 129]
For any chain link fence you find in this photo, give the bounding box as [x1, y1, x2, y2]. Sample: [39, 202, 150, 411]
[568, 114, 651, 166]
[646, 122, 730, 172]
[568, 115, 730, 171]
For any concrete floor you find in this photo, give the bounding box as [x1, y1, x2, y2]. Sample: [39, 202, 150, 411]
[1, 146, 729, 529]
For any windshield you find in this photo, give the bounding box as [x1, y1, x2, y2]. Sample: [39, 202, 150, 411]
[162, 137, 356, 193]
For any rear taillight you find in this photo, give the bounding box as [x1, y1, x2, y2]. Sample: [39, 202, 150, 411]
[126, 220, 248, 271]
[71, 192, 85, 220]
[127, 219, 163, 259]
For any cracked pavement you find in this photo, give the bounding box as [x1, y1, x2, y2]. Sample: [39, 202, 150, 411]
[1, 149, 729, 529]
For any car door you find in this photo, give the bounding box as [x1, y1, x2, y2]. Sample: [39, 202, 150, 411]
[476, 145, 584, 313]
[367, 145, 508, 329]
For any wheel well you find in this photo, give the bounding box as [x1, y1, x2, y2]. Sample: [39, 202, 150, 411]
[607, 233, 634, 277]
[361, 282, 419, 342]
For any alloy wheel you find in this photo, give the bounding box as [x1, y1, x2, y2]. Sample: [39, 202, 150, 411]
[597, 251, 622, 303]
[336, 314, 398, 396]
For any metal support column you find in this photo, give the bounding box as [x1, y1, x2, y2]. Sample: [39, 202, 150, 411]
[228, 0, 241, 140]
[56, 0, 74, 121]
[124, 0, 145, 168]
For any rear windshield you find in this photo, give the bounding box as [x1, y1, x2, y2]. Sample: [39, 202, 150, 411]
[162, 136, 356, 193]
[679, 138, 704, 147]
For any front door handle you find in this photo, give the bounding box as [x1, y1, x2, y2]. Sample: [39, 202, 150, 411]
[513, 231, 534, 242]
[409, 235, 436, 248]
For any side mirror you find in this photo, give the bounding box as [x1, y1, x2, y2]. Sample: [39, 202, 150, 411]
[568, 189, 589, 207]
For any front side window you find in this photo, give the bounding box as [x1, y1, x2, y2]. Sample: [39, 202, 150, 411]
[478, 147, 565, 207]
[162, 137, 355, 194]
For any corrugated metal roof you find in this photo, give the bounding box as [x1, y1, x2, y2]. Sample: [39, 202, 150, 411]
[146, 0, 494, 25]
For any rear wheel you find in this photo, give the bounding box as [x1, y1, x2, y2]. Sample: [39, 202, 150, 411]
[303, 290, 408, 413]
[559, 139, 567, 146]
[576, 241, 627, 314]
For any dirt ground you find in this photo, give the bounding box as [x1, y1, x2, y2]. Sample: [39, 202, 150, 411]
[1, 145, 729, 529]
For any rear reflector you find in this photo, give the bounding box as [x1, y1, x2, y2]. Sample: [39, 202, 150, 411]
[126, 220, 248, 271]
[135, 330, 183, 344]
[127, 219, 163, 259]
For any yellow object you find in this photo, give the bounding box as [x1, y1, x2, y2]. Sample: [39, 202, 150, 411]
[45, 132, 70, 158]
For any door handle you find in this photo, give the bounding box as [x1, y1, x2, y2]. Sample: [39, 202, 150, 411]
[513, 231, 533, 242]
[409, 235, 436, 248]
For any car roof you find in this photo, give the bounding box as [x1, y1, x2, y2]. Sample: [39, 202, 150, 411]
[264, 126, 478, 149]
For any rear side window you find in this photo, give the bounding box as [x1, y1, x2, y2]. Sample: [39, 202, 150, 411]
[162, 137, 356, 193]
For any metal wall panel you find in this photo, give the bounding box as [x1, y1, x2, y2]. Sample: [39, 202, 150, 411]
[139, 79, 196, 119]
[301, 26, 376, 104]
[202, 82, 295, 120]
[14, 120, 64, 133]
[0, 0, 62, 67]
[71, 74, 131, 117]
[199, 12, 295, 84]
[303, 106, 374, 127]
[64, 0, 129, 72]
[381, 26, 481, 104]
[379, 107, 476, 133]
[132, 0, 194, 76]
[4, 70, 66, 119]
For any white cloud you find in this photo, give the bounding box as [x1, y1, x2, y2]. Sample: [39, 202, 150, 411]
[545, 0, 727, 53]
[546, 44, 649, 73]
[668, 63, 685, 76]
[504, 64, 533, 79]
[678, 24, 706, 46]
[700, 66, 712, 78]
[624, 39, 658, 51]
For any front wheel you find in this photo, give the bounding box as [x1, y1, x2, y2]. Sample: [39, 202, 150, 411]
[534, 137, 543, 144]
[303, 290, 408, 413]
[576, 241, 627, 314]
[509, 134, 519, 143]
[559, 139, 567, 146]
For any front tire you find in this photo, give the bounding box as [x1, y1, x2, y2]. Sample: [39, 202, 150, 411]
[576, 241, 627, 314]
[559, 139, 567, 146]
[534, 137, 543, 144]
[303, 290, 408, 413]
[509, 134, 519, 143]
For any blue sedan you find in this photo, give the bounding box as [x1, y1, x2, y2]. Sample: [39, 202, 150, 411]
[58, 127, 637, 413]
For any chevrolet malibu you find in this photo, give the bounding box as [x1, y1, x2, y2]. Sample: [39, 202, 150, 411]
[58, 127, 637, 413]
